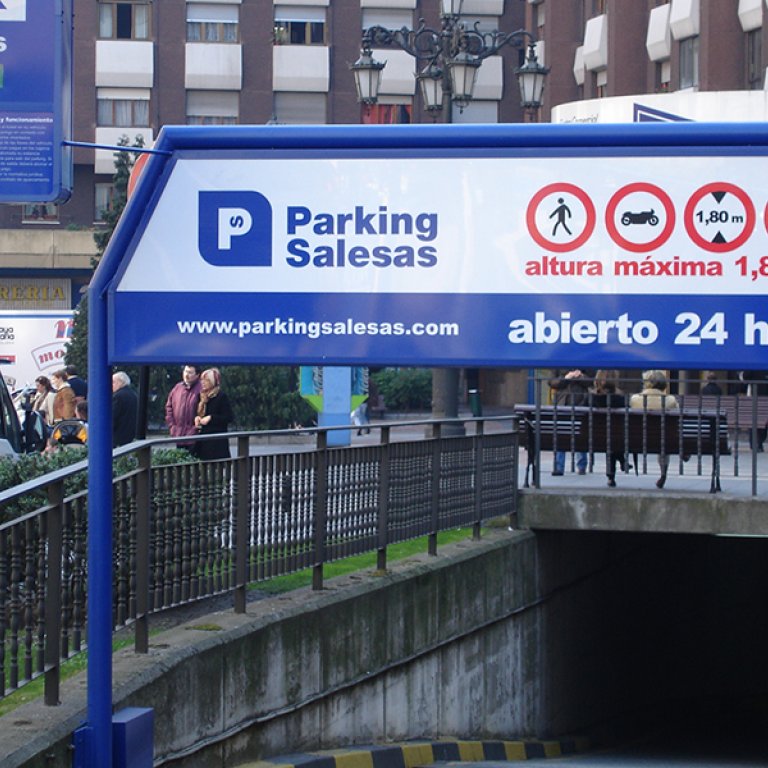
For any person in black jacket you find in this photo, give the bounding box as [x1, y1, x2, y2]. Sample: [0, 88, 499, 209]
[548, 369, 592, 476]
[193, 368, 233, 460]
[591, 369, 629, 487]
[112, 371, 138, 447]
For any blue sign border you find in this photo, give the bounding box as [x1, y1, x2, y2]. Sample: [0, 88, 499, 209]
[104, 122, 768, 371]
[83, 121, 768, 765]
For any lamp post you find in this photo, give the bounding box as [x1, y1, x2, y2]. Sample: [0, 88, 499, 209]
[351, 3, 549, 117]
[351, 2, 549, 430]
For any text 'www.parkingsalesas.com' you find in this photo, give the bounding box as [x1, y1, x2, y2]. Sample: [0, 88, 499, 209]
[176, 318, 460, 340]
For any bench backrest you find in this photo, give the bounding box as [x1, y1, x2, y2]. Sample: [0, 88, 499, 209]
[514, 405, 730, 456]
[681, 394, 768, 429]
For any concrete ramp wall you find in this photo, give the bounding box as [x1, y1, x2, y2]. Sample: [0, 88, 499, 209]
[10, 523, 765, 768]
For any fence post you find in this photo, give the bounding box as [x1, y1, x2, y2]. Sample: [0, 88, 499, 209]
[509, 416, 520, 530]
[135, 445, 151, 653]
[376, 425, 391, 571]
[313, 430, 328, 590]
[235, 436, 249, 613]
[429, 422, 441, 556]
[473, 421, 483, 540]
[44, 479, 63, 705]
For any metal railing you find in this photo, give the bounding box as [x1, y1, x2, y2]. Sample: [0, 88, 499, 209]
[0, 416, 519, 706]
[529, 375, 768, 495]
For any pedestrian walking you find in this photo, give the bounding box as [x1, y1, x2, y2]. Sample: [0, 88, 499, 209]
[112, 371, 138, 447]
[193, 368, 233, 460]
[165, 364, 202, 450]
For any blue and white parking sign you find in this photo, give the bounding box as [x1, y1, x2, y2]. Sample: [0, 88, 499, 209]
[0, 0, 72, 202]
[105, 123, 768, 370]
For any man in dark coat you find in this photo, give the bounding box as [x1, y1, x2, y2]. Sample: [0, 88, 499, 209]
[548, 369, 592, 476]
[65, 364, 88, 401]
[112, 371, 138, 447]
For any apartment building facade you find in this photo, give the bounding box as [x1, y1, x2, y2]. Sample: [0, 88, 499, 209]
[0, 1, 766, 399]
[525, 0, 768, 123]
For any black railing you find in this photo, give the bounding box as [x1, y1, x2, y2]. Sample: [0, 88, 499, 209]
[0, 417, 518, 706]
[526, 375, 768, 495]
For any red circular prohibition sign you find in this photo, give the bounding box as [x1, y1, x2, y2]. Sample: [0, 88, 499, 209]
[605, 182, 675, 253]
[526, 182, 596, 253]
[684, 182, 755, 253]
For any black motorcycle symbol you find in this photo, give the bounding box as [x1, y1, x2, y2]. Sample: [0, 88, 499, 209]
[621, 209, 659, 226]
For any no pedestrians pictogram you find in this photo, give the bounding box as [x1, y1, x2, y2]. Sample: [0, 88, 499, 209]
[526, 183, 596, 253]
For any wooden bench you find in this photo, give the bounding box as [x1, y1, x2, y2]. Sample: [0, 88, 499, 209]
[514, 405, 730, 493]
[680, 394, 768, 444]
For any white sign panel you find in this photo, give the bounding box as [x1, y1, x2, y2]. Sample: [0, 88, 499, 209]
[108, 125, 768, 370]
[118, 155, 768, 297]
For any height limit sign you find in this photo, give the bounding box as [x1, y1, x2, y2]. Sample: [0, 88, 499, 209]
[684, 182, 755, 252]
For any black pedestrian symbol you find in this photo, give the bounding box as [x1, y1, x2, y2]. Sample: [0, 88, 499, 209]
[549, 198, 572, 236]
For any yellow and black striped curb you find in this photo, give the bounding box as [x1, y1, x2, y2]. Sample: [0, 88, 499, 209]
[237, 738, 591, 768]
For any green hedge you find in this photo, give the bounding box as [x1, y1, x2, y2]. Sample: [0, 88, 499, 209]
[0, 447, 196, 525]
[371, 368, 432, 411]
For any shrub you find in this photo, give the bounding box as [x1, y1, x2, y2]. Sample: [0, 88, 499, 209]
[0, 446, 197, 525]
[371, 369, 432, 411]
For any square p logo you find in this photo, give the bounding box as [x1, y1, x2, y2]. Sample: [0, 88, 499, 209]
[198, 191, 272, 267]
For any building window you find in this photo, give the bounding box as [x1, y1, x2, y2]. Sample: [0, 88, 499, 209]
[186, 90, 239, 125]
[187, 3, 239, 43]
[99, 2, 151, 40]
[186, 115, 238, 125]
[747, 29, 763, 90]
[97, 96, 149, 127]
[679, 35, 699, 89]
[274, 6, 326, 45]
[95, 184, 117, 222]
[362, 103, 412, 125]
[273, 92, 327, 124]
[22, 203, 59, 223]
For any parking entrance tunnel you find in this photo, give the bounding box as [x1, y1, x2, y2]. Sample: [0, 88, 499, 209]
[533, 530, 768, 746]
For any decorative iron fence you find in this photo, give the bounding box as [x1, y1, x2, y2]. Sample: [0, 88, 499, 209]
[0, 417, 519, 706]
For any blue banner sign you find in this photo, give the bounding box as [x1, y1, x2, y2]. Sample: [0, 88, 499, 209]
[106, 123, 768, 370]
[0, 0, 72, 202]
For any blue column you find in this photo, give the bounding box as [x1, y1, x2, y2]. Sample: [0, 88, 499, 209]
[317, 366, 351, 446]
[73, 286, 113, 766]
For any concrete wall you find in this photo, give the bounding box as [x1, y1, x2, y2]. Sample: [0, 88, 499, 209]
[6, 529, 547, 767]
[6, 524, 767, 767]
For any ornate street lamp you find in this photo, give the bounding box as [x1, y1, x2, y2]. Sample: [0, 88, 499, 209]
[350, 4, 548, 431]
[350, 9, 549, 115]
[516, 42, 549, 109]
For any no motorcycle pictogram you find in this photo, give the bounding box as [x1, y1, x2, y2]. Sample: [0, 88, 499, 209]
[526, 183, 596, 253]
[605, 182, 675, 253]
[684, 182, 755, 253]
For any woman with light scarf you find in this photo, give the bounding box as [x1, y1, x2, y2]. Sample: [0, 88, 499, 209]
[193, 368, 233, 460]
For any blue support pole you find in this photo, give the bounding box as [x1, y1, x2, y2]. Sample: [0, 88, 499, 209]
[74, 283, 114, 765]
